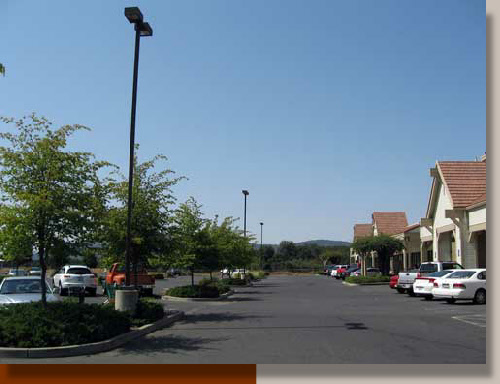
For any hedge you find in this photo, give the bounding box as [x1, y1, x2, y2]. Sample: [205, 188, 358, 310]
[0, 302, 130, 348]
[345, 275, 391, 284]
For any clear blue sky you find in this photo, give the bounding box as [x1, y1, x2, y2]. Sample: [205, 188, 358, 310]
[0, 0, 485, 244]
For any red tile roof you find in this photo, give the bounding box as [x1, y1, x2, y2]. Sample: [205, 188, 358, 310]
[372, 212, 408, 235]
[353, 224, 373, 240]
[438, 161, 486, 209]
[466, 192, 486, 209]
[404, 223, 420, 232]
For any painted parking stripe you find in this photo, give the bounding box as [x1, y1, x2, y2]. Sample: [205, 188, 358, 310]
[452, 314, 487, 328]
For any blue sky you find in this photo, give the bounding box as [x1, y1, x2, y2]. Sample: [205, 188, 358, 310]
[0, 0, 485, 243]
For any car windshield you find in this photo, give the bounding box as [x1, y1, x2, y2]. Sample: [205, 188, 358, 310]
[428, 271, 451, 277]
[447, 271, 475, 279]
[0, 279, 48, 294]
[67, 267, 92, 275]
[419, 264, 438, 273]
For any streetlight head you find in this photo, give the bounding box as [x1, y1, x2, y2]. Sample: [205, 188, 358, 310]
[125, 7, 143, 24]
[139, 22, 153, 36]
[242, 190, 249, 196]
[260, 222, 263, 226]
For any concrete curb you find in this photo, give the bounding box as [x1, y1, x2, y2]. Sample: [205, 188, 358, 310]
[0, 310, 184, 359]
[161, 290, 234, 302]
[342, 281, 390, 286]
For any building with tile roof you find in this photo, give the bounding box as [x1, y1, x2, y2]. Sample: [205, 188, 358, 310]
[421, 155, 486, 268]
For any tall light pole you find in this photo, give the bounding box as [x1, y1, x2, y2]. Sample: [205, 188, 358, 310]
[260, 222, 263, 270]
[124, 7, 153, 287]
[242, 190, 249, 237]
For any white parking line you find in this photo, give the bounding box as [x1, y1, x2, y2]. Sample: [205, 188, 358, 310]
[452, 314, 487, 328]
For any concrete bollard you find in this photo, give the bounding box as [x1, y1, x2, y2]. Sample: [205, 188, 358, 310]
[115, 288, 139, 313]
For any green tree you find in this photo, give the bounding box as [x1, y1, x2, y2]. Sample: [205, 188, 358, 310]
[351, 235, 404, 275]
[0, 63, 5, 76]
[0, 206, 33, 269]
[100, 150, 183, 283]
[0, 114, 109, 305]
[171, 197, 207, 286]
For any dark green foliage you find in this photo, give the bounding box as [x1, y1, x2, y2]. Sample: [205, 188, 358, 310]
[130, 299, 164, 327]
[166, 284, 220, 298]
[351, 235, 405, 275]
[0, 302, 130, 348]
[219, 277, 249, 286]
[345, 275, 391, 284]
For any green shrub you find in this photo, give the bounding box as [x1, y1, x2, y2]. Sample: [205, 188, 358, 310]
[219, 277, 249, 286]
[166, 285, 220, 298]
[131, 298, 164, 327]
[0, 302, 130, 348]
[345, 275, 390, 284]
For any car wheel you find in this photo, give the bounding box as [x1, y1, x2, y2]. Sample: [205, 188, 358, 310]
[396, 288, 405, 294]
[408, 289, 416, 297]
[446, 298, 456, 304]
[473, 289, 486, 305]
[59, 282, 67, 296]
[88, 288, 97, 297]
[424, 295, 433, 301]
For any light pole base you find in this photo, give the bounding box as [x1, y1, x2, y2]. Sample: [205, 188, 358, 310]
[115, 288, 139, 313]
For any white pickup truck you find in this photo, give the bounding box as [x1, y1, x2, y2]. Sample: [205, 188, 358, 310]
[397, 261, 464, 295]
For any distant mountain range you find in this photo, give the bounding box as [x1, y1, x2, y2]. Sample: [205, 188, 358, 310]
[296, 239, 351, 247]
[254, 239, 351, 249]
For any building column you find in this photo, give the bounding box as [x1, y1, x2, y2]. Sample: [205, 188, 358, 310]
[403, 249, 407, 271]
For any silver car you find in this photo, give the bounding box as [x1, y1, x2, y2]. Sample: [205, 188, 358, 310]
[0, 276, 59, 305]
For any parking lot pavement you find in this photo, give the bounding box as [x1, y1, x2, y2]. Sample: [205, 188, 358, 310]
[4, 274, 486, 364]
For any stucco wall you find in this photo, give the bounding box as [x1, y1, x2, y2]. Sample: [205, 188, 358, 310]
[469, 205, 486, 227]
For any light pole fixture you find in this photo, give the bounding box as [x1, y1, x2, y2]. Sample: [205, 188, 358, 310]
[242, 190, 249, 237]
[124, 6, 153, 288]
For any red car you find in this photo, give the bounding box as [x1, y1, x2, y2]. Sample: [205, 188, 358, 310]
[390, 274, 399, 289]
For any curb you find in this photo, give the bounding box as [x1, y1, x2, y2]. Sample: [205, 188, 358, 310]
[0, 310, 184, 359]
[161, 290, 234, 302]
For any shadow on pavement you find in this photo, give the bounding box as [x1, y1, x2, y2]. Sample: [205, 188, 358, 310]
[181, 312, 268, 325]
[118, 334, 228, 355]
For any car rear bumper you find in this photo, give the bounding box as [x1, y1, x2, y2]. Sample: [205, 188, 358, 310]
[432, 288, 469, 299]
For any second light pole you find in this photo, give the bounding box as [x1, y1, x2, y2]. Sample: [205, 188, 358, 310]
[124, 7, 153, 287]
[242, 190, 249, 237]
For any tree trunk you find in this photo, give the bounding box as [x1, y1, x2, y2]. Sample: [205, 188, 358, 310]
[191, 268, 194, 286]
[210, 271, 213, 280]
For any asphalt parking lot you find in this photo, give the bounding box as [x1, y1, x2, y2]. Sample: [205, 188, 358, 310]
[7, 274, 486, 364]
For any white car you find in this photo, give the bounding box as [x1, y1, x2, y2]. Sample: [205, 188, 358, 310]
[230, 269, 246, 278]
[412, 269, 460, 300]
[351, 268, 382, 277]
[52, 265, 98, 296]
[0, 276, 59, 305]
[432, 269, 486, 304]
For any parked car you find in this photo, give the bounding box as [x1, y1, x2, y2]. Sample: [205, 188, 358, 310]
[397, 261, 464, 295]
[339, 266, 360, 280]
[412, 270, 460, 300]
[389, 274, 399, 289]
[332, 265, 349, 279]
[53, 265, 98, 296]
[432, 269, 486, 304]
[352, 268, 382, 277]
[29, 267, 41, 276]
[231, 269, 246, 278]
[8, 269, 27, 276]
[324, 265, 338, 275]
[0, 276, 59, 304]
[105, 263, 155, 296]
